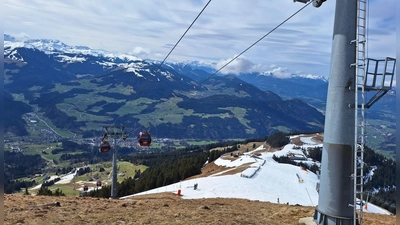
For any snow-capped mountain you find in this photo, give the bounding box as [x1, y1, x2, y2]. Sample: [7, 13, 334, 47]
[167, 60, 329, 83]
[4, 34, 176, 82]
[4, 34, 327, 140]
[166, 61, 217, 74]
[292, 74, 328, 82]
[4, 33, 329, 100]
[4, 34, 142, 64]
[4, 34, 330, 83]
[4, 34, 17, 42]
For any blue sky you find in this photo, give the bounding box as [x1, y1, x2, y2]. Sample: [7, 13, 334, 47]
[4, 0, 396, 78]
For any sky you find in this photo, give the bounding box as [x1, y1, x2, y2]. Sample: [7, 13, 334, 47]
[4, 0, 397, 78]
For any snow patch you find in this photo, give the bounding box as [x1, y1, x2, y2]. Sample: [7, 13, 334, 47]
[56, 55, 86, 63]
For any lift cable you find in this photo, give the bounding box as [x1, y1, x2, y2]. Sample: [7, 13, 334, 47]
[200, 1, 312, 84]
[155, 0, 212, 73]
[112, 0, 212, 126]
[127, 0, 212, 102]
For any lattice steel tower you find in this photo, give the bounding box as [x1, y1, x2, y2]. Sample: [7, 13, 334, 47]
[293, 1, 395, 224]
[350, 0, 396, 224]
[350, 0, 368, 223]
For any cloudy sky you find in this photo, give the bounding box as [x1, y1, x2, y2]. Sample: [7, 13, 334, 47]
[4, 0, 396, 77]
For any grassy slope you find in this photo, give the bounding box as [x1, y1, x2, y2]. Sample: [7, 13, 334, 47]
[24, 161, 148, 197]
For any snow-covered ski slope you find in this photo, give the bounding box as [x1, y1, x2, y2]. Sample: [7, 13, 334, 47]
[122, 135, 391, 215]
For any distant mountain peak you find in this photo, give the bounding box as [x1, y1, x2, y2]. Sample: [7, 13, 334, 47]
[292, 74, 328, 82]
[4, 34, 16, 42]
[4, 34, 330, 84]
[4, 34, 142, 63]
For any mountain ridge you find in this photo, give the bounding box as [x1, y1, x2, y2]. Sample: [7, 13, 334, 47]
[4, 35, 325, 140]
[5, 34, 330, 82]
[4, 34, 395, 154]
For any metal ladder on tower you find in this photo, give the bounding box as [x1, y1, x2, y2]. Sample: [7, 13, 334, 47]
[350, 0, 367, 224]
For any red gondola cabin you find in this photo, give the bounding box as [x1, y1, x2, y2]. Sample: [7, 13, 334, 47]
[138, 131, 152, 146]
[99, 141, 111, 153]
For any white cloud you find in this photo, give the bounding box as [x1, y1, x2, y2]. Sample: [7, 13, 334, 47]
[215, 56, 254, 75]
[265, 67, 292, 79]
[4, 0, 396, 78]
[214, 56, 278, 75]
[12, 32, 31, 41]
[129, 46, 151, 58]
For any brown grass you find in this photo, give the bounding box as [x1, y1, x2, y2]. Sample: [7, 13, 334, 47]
[4, 194, 395, 225]
[291, 134, 324, 146]
[188, 160, 254, 178]
[188, 141, 273, 180]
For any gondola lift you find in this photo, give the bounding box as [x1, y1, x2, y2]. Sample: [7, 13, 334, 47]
[138, 131, 152, 146]
[99, 141, 111, 153]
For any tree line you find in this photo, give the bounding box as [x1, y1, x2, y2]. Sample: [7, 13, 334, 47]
[88, 149, 208, 198]
[362, 146, 396, 214]
[272, 154, 319, 174]
[87, 135, 269, 198]
[4, 152, 46, 194]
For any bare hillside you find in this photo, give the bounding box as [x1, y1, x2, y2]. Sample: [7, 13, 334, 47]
[4, 194, 395, 225]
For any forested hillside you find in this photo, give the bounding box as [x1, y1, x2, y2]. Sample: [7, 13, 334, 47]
[363, 146, 396, 213]
[87, 139, 252, 198]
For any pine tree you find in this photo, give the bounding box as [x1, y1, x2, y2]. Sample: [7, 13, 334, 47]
[24, 187, 29, 195]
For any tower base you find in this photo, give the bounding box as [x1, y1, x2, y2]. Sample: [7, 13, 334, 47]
[313, 208, 358, 225]
[299, 217, 317, 225]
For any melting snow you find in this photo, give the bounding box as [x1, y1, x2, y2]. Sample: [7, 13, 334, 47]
[121, 144, 320, 207]
[56, 55, 86, 63]
[125, 67, 144, 77]
[300, 137, 317, 145]
[121, 140, 391, 215]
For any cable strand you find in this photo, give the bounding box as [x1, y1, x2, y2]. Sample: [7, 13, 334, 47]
[200, 1, 312, 84]
[112, 0, 212, 126]
[155, 0, 212, 73]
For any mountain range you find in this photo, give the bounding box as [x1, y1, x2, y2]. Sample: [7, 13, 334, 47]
[3, 35, 395, 151]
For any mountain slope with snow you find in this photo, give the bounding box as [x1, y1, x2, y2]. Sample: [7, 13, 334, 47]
[122, 136, 391, 215]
